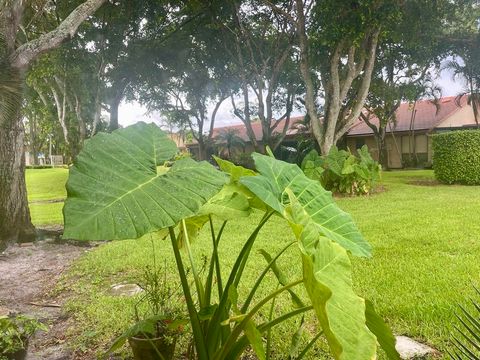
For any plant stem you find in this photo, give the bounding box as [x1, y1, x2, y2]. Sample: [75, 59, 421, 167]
[227, 305, 314, 359]
[168, 227, 208, 360]
[215, 279, 303, 360]
[241, 241, 296, 312]
[266, 286, 278, 360]
[258, 306, 313, 333]
[205, 218, 226, 305]
[206, 211, 273, 354]
[182, 219, 205, 308]
[296, 330, 324, 359]
[234, 211, 274, 287]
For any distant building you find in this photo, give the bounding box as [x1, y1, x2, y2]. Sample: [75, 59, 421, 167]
[346, 96, 478, 168]
[186, 118, 302, 159]
[185, 96, 479, 168]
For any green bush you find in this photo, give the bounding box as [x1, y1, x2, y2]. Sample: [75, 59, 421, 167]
[432, 130, 480, 185]
[301, 145, 381, 195]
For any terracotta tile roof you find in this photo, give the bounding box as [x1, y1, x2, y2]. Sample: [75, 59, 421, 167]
[188, 116, 303, 145]
[188, 97, 470, 145]
[347, 96, 467, 136]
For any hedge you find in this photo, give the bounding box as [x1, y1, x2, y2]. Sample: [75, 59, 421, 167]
[432, 130, 480, 185]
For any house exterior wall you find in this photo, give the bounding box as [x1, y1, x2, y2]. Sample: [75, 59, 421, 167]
[386, 135, 402, 168]
[399, 133, 429, 167]
[346, 136, 378, 158]
[346, 132, 430, 169]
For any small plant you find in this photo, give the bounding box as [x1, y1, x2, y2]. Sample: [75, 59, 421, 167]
[448, 286, 480, 359]
[105, 258, 185, 360]
[301, 145, 381, 195]
[0, 314, 47, 360]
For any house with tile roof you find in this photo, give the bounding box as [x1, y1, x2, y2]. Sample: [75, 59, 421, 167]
[345, 96, 478, 168]
[187, 117, 303, 159]
[186, 96, 479, 168]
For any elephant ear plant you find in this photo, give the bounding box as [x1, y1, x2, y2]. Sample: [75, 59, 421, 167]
[63, 122, 399, 359]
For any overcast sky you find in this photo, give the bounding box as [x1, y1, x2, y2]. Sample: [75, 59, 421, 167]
[118, 65, 466, 129]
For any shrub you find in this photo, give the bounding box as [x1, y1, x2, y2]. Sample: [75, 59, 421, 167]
[432, 130, 480, 185]
[301, 145, 381, 195]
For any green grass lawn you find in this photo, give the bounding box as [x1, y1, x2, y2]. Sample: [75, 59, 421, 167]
[26, 168, 68, 225]
[26, 168, 480, 358]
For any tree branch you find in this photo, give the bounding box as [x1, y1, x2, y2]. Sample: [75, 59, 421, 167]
[11, 0, 106, 69]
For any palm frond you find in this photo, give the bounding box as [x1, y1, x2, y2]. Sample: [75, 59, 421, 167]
[443, 59, 467, 82]
[449, 286, 480, 359]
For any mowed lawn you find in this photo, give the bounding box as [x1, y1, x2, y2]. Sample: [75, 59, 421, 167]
[26, 168, 480, 358]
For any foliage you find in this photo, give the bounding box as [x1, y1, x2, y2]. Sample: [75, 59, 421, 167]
[432, 130, 480, 185]
[448, 286, 480, 359]
[27, 169, 480, 356]
[63, 123, 397, 359]
[105, 263, 186, 356]
[301, 146, 381, 195]
[215, 128, 245, 160]
[0, 314, 47, 357]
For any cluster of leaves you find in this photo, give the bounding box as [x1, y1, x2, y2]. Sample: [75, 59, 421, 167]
[301, 146, 381, 195]
[448, 286, 480, 359]
[0, 314, 47, 357]
[62, 123, 398, 359]
[432, 130, 480, 185]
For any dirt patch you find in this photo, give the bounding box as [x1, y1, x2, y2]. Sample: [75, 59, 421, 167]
[0, 234, 90, 359]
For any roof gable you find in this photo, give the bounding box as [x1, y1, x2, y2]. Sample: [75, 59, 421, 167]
[348, 96, 468, 136]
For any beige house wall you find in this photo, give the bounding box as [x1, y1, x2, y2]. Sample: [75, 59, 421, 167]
[346, 136, 378, 158]
[347, 132, 430, 169]
[385, 135, 402, 168]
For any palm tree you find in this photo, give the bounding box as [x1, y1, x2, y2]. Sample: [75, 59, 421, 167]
[444, 51, 480, 128]
[215, 128, 245, 160]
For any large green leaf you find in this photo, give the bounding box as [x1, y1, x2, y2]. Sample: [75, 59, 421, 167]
[177, 188, 251, 246]
[325, 147, 348, 176]
[214, 156, 256, 182]
[198, 187, 251, 220]
[63, 122, 227, 240]
[365, 300, 400, 359]
[240, 153, 371, 257]
[286, 193, 377, 360]
[214, 156, 266, 211]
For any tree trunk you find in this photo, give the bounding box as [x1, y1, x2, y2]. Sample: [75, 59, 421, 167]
[377, 129, 388, 169]
[75, 94, 86, 146]
[29, 114, 39, 165]
[92, 88, 102, 135]
[295, 0, 324, 152]
[109, 95, 122, 132]
[197, 139, 206, 161]
[0, 0, 107, 247]
[0, 108, 35, 249]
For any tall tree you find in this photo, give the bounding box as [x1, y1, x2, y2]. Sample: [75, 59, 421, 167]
[360, 0, 452, 168]
[0, 0, 106, 247]
[268, 0, 400, 154]
[138, 10, 234, 160]
[216, 0, 301, 153]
